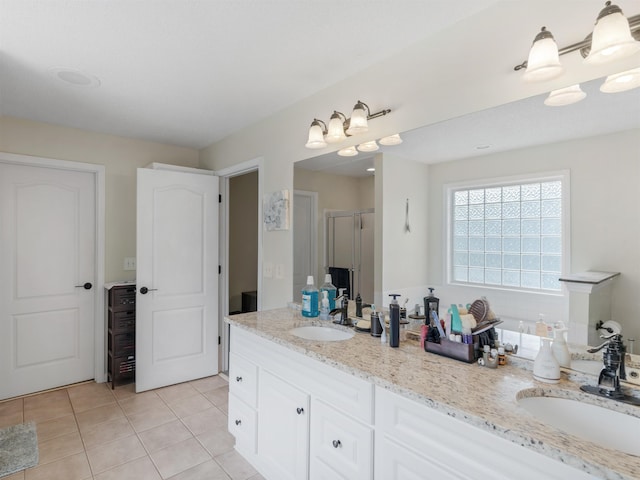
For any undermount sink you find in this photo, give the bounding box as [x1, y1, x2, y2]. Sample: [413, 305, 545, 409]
[517, 394, 640, 456]
[289, 326, 354, 342]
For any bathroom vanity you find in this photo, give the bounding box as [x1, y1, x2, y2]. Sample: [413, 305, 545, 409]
[225, 308, 640, 480]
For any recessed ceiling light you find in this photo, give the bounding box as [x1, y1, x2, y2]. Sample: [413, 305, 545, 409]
[49, 67, 101, 88]
[366, 167, 375, 172]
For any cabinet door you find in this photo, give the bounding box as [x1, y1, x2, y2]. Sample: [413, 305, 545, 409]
[258, 370, 310, 480]
[310, 398, 373, 480]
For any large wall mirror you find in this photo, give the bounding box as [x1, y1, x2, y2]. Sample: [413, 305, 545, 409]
[293, 77, 640, 357]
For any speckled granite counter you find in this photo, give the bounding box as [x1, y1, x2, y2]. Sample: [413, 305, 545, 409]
[225, 308, 640, 480]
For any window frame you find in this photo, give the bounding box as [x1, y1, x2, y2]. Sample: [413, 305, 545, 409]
[444, 170, 570, 296]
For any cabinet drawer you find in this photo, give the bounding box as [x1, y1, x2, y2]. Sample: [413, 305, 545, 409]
[109, 332, 135, 357]
[109, 310, 135, 333]
[229, 352, 258, 408]
[109, 285, 136, 310]
[310, 398, 372, 480]
[228, 393, 257, 455]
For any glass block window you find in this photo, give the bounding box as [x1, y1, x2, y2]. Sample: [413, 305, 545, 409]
[450, 177, 564, 292]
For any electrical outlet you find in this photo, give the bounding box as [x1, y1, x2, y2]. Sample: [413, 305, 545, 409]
[263, 262, 273, 278]
[123, 257, 136, 271]
[625, 367, 640, 386]
[275, 263, 284, 279]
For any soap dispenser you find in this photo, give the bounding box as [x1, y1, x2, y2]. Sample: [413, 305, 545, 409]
[319, 290, 330, 321]
[533, 338, 561, 383]
[552, 327, 571, 368]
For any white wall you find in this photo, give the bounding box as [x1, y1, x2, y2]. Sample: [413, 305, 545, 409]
[0, 116, 200, 282]
[426, 130, 640, 342]
[198, 1, 637, 310]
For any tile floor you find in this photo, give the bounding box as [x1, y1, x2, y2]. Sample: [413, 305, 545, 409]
[0, 376, 264, 480]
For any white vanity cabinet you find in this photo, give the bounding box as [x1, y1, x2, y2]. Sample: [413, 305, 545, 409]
[374, 387, 596, 480]
[228, 325, 374, 480]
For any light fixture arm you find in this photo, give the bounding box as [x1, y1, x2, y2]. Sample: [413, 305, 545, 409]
[310, 118, 328, 134]
[354, 100, 392, 120]
[514, 12, 640, 71]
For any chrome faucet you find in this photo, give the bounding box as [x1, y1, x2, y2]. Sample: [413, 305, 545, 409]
[581, 333, 640, 406]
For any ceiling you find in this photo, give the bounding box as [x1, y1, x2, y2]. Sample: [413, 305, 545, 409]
[296, 76, 640, 177]
[0, 0, 501, 149]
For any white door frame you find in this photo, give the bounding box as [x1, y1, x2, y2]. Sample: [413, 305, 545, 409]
[293, 190, 318, 301]
[0, 152, 106, 384]
[215, 157, 263, 373]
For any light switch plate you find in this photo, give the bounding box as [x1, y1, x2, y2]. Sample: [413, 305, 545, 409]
[264, 262, 273, 278]
[123, 257, 136, 270]
[275, 263, 284, 279]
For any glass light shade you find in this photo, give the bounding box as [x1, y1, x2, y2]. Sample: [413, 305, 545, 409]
[379, 133, 403, 146]
[345, 102, 369, 135]
[337, 146, 358, 157]
[325, 113, 347, 143]
[600, 68, 640, 93]
[544, 84, 587, 106]
[305, 121, 327, 149]
[585, 5, 640, 65]
[523, 28, 564, 82]
[357, 140, 379, 152]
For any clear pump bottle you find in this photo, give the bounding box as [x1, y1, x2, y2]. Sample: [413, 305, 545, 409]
[319, 274, 337, 311]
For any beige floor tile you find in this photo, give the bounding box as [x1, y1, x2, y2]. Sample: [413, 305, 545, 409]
[94, 456, 162, 480]
[138, 419, 193, 453]
[167, 393, 213, 419]
[128, 404, 178, 433]
[35, 414, 78, 442]
[181, 407, 227, 436]
[68, 383, 117, 413]
[38, 430, 85, 465]
[75, 403, 125, 431]
[150, 437, 212, 479]
[215, 450, 257, 480]
[86, 433, 147, 474]
[189, 376, 228, 394]
[196, 428, 235, 457]
[25, 452, 91, 480]
[80, 415, 135, 449]
[0, 411, 24, 428]
[167, 459, 230, 480]
[156, 383, 199, 404]
[119, 392, 164, 415]
[1, 471, 24, 480]
[23, 389, 69, 409]
[24, 391, 73, 423]
[111, 383, 137, 401]
[0, 398, 23, 416]
[204, 386, 228, 407]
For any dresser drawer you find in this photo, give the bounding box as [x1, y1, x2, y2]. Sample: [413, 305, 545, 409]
[109, 310, 135, 333]
[228, 393, 257, 455]
[109, 285, 136, 310]
[109, 332, 135, 357]
[229, 352, 258, 408]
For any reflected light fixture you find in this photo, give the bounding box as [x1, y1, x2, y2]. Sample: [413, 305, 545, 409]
[366, 167, 376, 172]
[600, 67, 640, 92]
[305, 100, 391, 149]
[379, 133, 403, 146]
[357, 140, 379, 152]
[338, 146, 358, 157]
[515, 3, 640, 80]
[544, 84, 587, 106]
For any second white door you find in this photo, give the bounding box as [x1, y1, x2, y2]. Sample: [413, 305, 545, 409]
[136, 167, 219, 392]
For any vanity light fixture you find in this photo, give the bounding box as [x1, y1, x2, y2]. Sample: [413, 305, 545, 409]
[600, 67, 640, 92]
[337, 146, 358, 157]
[304, 100, 391, 149]
[379, 133, 403, 146]
[514, 2, 640, 80]
[357, 140, 379, 152]
[544, 84, 587, 106]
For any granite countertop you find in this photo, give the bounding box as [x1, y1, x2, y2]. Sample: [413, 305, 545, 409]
[225, 307, 640, 480]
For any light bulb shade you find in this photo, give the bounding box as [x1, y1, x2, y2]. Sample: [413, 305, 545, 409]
[357, 140, 379, 152]
[585, 3, 640, 65]
[325, 112, 347, 143]
[346, 101, 369, 135]
[337, 146, 358, 157]
[523, 27, 564, 82]
[544, 84, 587, 106]
[305, 120, 327, 149]
[600, 68, 640, 93]
[378, 133, 403, 146]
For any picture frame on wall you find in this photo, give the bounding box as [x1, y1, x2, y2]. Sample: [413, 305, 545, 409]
[263, 189, 289, 231]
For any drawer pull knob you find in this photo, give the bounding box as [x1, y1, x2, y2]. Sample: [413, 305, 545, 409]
[332, 440, 341, 448]
[235, 419, 241, 426]
[296, 407, 304, 415]
[236, 376, 243, 382]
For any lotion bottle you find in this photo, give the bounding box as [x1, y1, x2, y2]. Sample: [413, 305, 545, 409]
[551, 327, 571, 368]
[533, 338, 560, 383]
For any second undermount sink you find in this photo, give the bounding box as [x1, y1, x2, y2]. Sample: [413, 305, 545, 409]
[289, 326, 354, 342]
[517, 394, 640, 456]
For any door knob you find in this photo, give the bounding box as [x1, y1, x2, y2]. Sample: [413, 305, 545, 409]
[139, 287, 157, 294]
[75, 282, 92, 290]
[332, 440, 341, 448]
[235, 419, 241, 426]
[296, 407, 304, 415]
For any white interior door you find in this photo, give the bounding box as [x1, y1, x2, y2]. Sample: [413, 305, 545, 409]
[136, 168, 219, 392]
[0, 162, 96, 400]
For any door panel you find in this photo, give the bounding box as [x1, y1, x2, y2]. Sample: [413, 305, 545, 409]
[0, 163, 96, 400]
[136, 168, 219, 392]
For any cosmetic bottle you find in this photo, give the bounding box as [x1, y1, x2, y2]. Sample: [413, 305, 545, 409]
[389, 294, 401, 348]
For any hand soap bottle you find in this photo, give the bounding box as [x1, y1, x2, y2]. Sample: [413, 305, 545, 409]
[533, 338, 560, 383]
[301, 275, 319, 318]
[551, 327, 571, 368]
[319, 274, 337, 311]
[319, 290, 330, 321]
